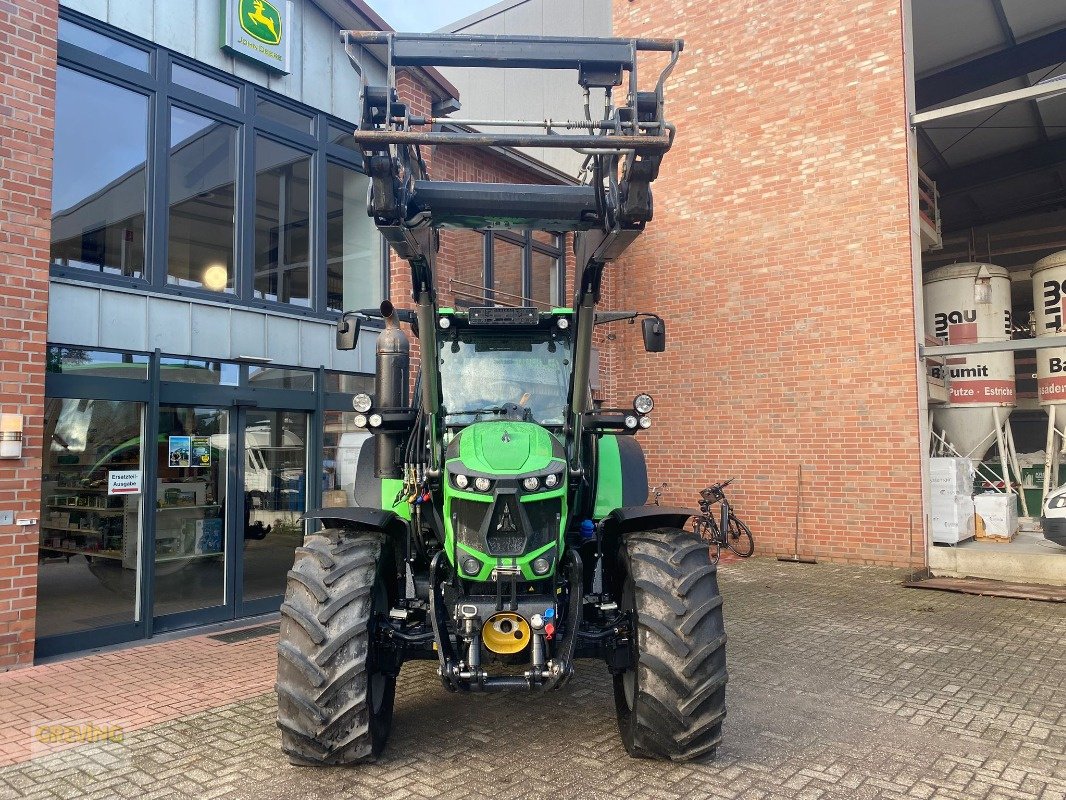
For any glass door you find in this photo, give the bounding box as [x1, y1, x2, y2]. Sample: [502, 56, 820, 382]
[152, 405, 232, 628]
[36, 398, 147, 652]
[239, 409, 308, 614]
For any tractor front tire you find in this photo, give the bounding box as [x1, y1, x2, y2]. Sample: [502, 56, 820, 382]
[614, 528, 728, 761]
[276, 529, 396, 765]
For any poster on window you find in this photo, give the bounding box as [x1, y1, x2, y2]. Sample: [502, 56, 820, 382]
[168, 436, 191, 468]
[191, 436, 211, 468]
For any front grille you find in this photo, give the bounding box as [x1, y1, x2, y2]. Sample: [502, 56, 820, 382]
[453, 496, 561, 557]
[454, 498, 490, 553]
[523, 498, 561, 552]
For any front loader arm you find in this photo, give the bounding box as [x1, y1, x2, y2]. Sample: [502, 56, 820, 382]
[341, 31, 682, 467]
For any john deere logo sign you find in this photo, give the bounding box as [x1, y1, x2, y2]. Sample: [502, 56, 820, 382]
[241, 0, 282, 45]
[220, 0, 292, 74]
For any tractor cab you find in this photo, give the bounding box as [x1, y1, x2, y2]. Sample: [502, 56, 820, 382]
[438, 308, 574, 429]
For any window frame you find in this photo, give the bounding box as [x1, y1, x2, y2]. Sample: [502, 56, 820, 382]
[481, 230, 566, 309]
[50, 9, 379, 321]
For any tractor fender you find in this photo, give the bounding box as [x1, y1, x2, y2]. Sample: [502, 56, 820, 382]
[302, 507, 409, 540]
[593, 435, 651, 519]
[600, 506, 698, 537]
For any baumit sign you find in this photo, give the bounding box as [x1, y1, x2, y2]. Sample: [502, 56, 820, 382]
[221, 0, 293, 74]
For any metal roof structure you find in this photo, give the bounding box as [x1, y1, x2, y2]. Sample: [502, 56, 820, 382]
[913, 0, 1066, 234]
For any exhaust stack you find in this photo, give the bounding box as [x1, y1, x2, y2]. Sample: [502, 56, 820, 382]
[375, 300, 410, 478]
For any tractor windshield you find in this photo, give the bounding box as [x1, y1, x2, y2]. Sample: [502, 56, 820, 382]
[439, 330, 571, 426]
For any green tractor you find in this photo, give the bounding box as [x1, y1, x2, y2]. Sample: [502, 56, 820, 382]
[276, 31, 727, 764]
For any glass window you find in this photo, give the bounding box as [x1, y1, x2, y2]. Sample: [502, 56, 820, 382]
[493, 237, 525, 306]
[439, 330, 571, 426]
[46, 347, 149, 379]
[323, 411, 371, 506]
[327, 123, 358, 151]
[442, 230, 487, 308]
[168, 108, 238, 293]
[37, 398, 145, 637]
[257, 97, 313, 133]
[50, 68, 148, 278]
[52, 20, 389, 316]
[326, 162, 378, 312]
[247, 365, 314, 390]
[254, 138, 312, 306]
[531, 249, 561, 309]
[172, 64, 239, 106]
[324, 371, 374, 394]
[160, 357, 240, 385]
[58, 19, 150, 71]
[242, 410, 308, 603]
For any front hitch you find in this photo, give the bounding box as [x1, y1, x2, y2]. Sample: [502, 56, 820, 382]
[428, 549, 584, 692]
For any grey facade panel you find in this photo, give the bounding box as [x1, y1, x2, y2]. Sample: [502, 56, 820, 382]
[99, 291, 147, 351]
[190, 304, 231, 359]
[48, 281, 374, 372]
[229, 310, 268, 359]
[47, 282, 100, 346]
[298, 320, 333, 368]
[266, 314, 302, 365]
[59, 0, 385, 121]
[331, 342, 362, 373]
[147, 297, 193, 354]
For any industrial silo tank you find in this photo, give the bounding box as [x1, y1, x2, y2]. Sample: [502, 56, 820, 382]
[923, 263, 1015, 459]
[1032, 250, 1066, 406]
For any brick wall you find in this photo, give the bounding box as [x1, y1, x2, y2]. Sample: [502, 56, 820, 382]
[610, 0, 923, 566]
[0, 0, 57, 669]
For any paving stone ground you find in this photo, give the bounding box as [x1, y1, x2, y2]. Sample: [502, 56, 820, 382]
[1, 559, 1064, 800]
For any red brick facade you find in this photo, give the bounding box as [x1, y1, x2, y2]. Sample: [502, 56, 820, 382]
[610, 0, 922, 566]
[0, 0, 57, 668]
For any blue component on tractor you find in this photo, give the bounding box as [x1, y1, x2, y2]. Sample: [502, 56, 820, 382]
[544, 608, 555, 620]
[579, 519, 595, 541]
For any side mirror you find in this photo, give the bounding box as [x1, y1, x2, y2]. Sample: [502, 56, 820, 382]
[336, 313, 362, 351]
[642, 317, 666, 352]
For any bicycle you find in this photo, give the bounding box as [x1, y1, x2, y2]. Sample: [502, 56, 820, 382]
[649, 481, 668, 506]
[694, 478, 755, 564]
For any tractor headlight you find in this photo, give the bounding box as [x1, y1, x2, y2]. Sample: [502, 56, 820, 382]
[474, 477, 492, 492]
[454, 473, 469, 490]
[522, 476, 540, 492]
[624, 415, 638, 429]
[638, 415, 652, 429]
[353, 414, 368, 428]
[531, 557, 552, 575]
[439, 316, 451, 329]
[544, 472, 559, 488]
[462, 557, 481, 576]
[368, 413, 383, 428]
[352, 393, 373, 413]
[556, 317, 570, 330]
[634, 394, 654, 414]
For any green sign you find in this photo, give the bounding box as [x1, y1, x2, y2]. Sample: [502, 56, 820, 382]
[220, 0, 292, 74]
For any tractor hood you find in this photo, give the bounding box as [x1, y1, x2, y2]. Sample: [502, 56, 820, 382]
[454, 421, 560, 474]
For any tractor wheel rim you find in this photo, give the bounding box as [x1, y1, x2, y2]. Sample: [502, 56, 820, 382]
[621, 578, 637, 710]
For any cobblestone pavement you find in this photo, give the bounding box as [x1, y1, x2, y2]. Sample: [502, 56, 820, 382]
[1, 559, 1064, 800]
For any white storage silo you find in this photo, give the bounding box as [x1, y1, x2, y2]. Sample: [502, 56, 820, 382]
[1031, 250, 1066, 499]
[924, 264, 1017, 492]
